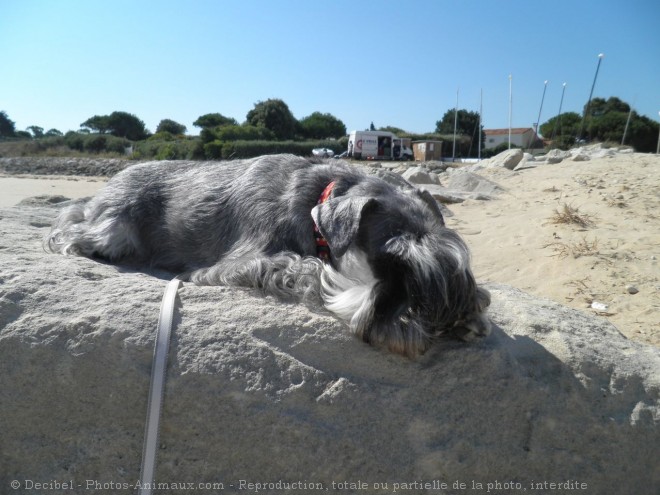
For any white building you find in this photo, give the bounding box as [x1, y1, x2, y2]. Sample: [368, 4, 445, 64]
[484, 128, 541, 150]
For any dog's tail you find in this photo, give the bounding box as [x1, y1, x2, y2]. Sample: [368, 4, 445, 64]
[44, 203, 89, 255]
[188, 252, 324, 304]
[45, 202, 141, 261]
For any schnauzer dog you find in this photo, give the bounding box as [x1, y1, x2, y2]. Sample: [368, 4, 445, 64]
[47, 154, 490, 356]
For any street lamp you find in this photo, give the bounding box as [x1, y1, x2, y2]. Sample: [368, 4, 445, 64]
[578, 53, 605, 142]
[656, 111, 660, 155]
[621, 101, 634, 146]
[534, 80, 548, 149]
[551, 83, 567, 142]
[508, 74, 512, 149]
[478, 88, 483, 160]
[452, 88, 459, 161]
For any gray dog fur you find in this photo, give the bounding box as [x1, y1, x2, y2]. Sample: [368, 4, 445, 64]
[46, 154, 490, 356]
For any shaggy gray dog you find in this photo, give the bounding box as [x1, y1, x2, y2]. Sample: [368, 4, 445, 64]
[47, 154, 490, 356]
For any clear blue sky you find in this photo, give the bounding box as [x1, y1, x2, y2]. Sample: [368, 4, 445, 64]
[2, 0, 659, 137]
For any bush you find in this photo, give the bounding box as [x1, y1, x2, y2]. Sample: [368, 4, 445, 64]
[203, 140, 223, 159]
[201, 125, 275, 144]
[155, 143, 178, 160]
[64, 132, 85, 151]
[148, 131, 176, 142]
[132, 136, 202, 160]
[104, 135, 131, 154]
[82, 134, 107, 153]
[219, 139, 346, 160]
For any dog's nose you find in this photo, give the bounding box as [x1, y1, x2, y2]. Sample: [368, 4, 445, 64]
[450, 313, 492, 342]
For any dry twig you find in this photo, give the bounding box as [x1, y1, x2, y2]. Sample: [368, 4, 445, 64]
[549, 203, 595, 228]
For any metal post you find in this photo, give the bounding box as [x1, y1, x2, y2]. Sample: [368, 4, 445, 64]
[534, 80, 548, 150]
[578, 53, 604, 142]
[551, 83, 567, 142]
[508, 74, 512, 149]
[478, 88, 483, 160]
[621, 106, 633, 146]
[656, 112, 660, 155]
[452, 88, 459, 161]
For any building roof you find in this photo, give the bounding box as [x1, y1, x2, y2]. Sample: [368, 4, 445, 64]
[484, 128, 534, 136]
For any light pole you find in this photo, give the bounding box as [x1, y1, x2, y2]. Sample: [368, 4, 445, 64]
[656, 112, 660, 155]
[508, 74, 512, 149]
[478, 88, 483, 160]
[621, 103, 634, 146]
[534, 80, 548, 150]
[551, 83, 567, 142]
[578, 53, 605, 142]
[452, 88, 459, 161]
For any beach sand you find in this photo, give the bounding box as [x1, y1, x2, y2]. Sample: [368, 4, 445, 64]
[0, 174, 106, 207]
[446, 152, 660, 347]
[1, 153, 657, 347]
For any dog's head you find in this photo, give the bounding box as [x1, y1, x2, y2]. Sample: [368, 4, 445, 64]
[312, 184, 491, 357]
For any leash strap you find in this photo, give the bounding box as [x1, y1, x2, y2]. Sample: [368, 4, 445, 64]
[138, 277, 182, 495]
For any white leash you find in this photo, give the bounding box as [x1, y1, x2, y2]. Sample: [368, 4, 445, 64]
[138, 277, 182, 495]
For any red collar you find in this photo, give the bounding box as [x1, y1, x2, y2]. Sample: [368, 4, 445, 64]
[313, 181, 335, 261]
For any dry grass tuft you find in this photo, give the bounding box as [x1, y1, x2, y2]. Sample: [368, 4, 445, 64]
[544, 236, 599, 259]
[564, 277, 592, 302]
[605, 196, 627, 208]
[549, 203, 595, 228]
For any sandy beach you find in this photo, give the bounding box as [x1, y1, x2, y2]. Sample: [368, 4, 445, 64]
[446, 152, 660, 347]
[1, 153, 658, 347]
[0, 174, 106, 207]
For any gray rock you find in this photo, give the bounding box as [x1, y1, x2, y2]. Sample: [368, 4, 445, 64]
[421, 184, 469, 203]
[513, 153, 539, 171]
[483, 148, 524, 170]
[546, 149, 572, 164]
[0, 157, 132, 177]
[1, 200, 659, 493]
[424, 160, 449, 172]
[446, 171, 504, 196]
[572, 152, 591, 162]
[401, 167, 441, 185]
[419, 171, 503, 203]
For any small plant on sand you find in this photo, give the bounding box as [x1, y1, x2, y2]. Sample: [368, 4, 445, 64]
[605, 195, 627, 208]
[564, 277, 591, 302]
[545, 236, 599, 259]
[549, 203, 595, 228]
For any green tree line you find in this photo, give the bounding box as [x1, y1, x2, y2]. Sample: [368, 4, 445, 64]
[1, 95, 658, 159]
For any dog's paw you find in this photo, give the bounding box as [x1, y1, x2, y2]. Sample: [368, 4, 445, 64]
[451, 312, 492, 342]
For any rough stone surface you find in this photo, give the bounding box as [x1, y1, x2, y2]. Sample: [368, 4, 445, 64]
[401, 167, 442, 185]
[545, 149, 572, 164]
[513, 153, 539, 171]
[1, 199, 659, 494]
[484, 148, 524, 170]
[420, 171, 503, 204]
[0, 157, 132, 177]
[446, 170, 505, 197]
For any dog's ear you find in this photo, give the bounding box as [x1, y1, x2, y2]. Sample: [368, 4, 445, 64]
[405, 188, 445, 226]
[311, 196, 377, 257]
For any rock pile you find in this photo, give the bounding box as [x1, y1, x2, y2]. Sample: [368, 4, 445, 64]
[0, 156, 131, 177]
[1, 198, 658, 492]
[396, 144, 637, 204]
